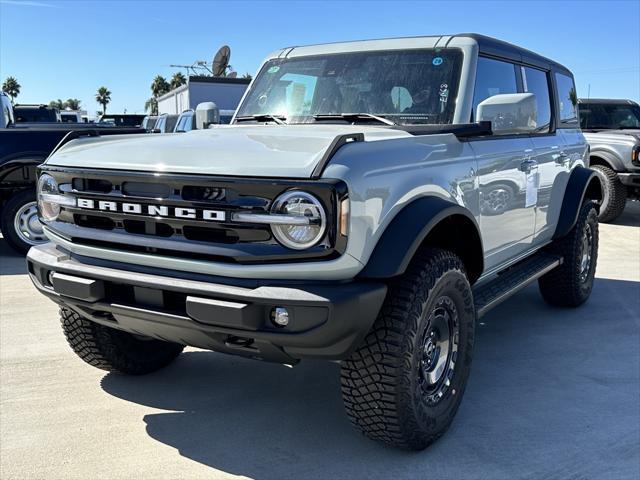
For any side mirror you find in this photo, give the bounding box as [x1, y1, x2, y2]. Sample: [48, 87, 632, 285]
[476, 93, 538, 135]
[195, 102, 220, 129]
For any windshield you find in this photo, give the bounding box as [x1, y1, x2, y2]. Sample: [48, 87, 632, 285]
[236, 49, 463, 125]
[579, 103, 640, 129]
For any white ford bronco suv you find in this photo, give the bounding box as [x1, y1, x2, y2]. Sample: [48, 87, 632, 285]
[27, 34, 602, 449]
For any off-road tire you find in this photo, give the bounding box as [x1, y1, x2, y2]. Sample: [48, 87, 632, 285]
[538, 201, 599, 307]
[592, 164, 626, 223]
[0, 190, 46, 254]
[340, 249, 475, 450]
[60, 308, 184, 375]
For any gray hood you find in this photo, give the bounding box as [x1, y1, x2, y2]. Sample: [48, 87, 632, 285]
[47, 124, 410, 178]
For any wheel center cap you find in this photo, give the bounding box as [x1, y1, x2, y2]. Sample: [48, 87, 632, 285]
[423, 338, 437, 366]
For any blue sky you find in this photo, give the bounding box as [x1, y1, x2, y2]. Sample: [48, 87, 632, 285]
[1, 0, 638, 115]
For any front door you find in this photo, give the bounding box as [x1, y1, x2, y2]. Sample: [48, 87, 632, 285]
[472, 137, 537, 271]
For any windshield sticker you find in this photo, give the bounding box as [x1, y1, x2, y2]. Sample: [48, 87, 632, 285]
[432, 57, 443, 66]
[439, 83, 449, 112]
[267, 66, 280, 74]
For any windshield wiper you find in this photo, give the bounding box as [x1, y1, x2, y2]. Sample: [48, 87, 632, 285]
[313, 113, 396, 126]
[235, 114, 287, 125]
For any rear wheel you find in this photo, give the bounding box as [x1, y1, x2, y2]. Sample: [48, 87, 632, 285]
[538, 201, 599, 307]
[591, 164, 626, 222]
[60, 308, 184, 375]
[1, 190, 47, 254]
[340, 249, 475, 450]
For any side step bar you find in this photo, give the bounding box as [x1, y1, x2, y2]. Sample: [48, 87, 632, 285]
[473, 252, 562, 318]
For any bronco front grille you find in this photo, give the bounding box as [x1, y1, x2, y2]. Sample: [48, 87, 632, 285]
[40, 167, 347, 264]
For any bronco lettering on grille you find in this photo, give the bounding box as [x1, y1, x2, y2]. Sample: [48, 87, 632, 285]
[76, 198, 226, 221]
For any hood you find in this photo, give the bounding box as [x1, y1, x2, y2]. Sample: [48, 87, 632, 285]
[46, 124, 411, 178]
[586, 129, 640, 143]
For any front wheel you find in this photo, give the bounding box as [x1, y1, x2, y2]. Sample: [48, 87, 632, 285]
[340, 249, 475, 450]
[1, 190, 48, 254]
[60, 308, 184, 375]
[591, 164, 626, 223]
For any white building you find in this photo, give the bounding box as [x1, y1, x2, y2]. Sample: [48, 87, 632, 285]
[157, 76, 251, 115]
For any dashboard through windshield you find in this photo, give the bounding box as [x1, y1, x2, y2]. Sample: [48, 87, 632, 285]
[236, 49, 463, 125]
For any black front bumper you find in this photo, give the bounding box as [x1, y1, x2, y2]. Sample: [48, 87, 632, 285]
[27, 243, 387, 364]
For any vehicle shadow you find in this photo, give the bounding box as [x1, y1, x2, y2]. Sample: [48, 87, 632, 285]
[100, 278, 640, 480]
[611, 201, 640, 227]
[0, 237, 28, 275]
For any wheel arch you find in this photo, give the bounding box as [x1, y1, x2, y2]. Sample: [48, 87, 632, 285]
[588, 150, 624, 172]
[553, 166, 603, 239]
[358, 196, 484, 284]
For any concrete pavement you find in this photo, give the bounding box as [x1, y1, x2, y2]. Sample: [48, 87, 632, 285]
[1, 203, 638, 480]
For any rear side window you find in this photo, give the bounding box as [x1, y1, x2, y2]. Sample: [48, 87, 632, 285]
[522, 66, 552, 133]
[472, 57, 518, 119]
[555, 73, 578, 125]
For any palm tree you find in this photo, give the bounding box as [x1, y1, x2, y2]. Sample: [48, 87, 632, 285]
[144, 97, 158, 115]
[170, 72, 186, 90]
[65, 98, 81, 110]
[151, 75, 170, 98]
[95, 86, 111, 115]
[49, 99, 65, 110]
[241, 73, 253, 80]
[2, 76, 21, 104]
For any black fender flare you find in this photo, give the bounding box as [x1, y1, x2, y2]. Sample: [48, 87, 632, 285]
[553, 166, 602, 239]
[358, 196, 484, 283]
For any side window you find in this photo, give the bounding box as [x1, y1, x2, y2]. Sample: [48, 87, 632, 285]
[472, 56, 518, 120]
[555, 73, 578, 125]
[522, 66, 552, 133]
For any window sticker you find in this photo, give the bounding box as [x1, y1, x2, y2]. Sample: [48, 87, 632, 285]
[267, 65, 280, 74]
[439, 83, 449, 113]
[432, 57, 443, 66]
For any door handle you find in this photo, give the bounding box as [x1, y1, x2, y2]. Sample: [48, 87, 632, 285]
[519, 159, 538, 173]
[555, 151, 569, 165]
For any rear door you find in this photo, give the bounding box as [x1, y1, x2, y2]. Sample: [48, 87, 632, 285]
[469, 57, 536, 271]
[521, 65, 568, 244]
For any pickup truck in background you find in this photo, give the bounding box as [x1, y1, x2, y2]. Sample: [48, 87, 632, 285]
[60, 111, 83, 123]
[578, 98, 640, 222]
[0, 92, 145, 253]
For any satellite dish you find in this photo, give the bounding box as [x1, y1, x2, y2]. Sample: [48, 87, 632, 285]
[227, 71, 237, 78]
[212, 45, 231, 77]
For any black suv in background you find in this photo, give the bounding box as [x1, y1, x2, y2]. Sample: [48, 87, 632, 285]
[97, 113, 146, 127]
[14, 104, 60, 123]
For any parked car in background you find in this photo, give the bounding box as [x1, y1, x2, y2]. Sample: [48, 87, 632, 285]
[174, 110, 195, 132]
[153, 113, 179, 133]
[28, 34, 602, 450]
[141, 115, 158, 131]
[578, 98, 640, 222]
[97, 113, 146, 127]
[13, 104, 60, 123]
[0, 92, 146, 253]
[60, 111, 83, 123]
[173, 108, 236, 132]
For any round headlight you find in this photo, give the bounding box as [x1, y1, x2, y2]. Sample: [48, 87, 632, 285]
[37, 174, 60, 221]
[271, 191, 326, 250]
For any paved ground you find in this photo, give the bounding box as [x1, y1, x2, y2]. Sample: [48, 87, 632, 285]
[1, 203, 638, 480]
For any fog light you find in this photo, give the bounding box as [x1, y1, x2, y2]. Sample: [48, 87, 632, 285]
[271, 307, 289, 327]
